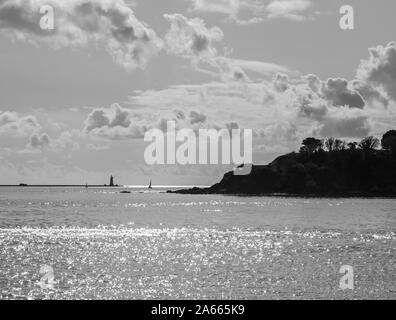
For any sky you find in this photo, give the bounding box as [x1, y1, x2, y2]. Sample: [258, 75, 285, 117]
[1, 0, 396, 185]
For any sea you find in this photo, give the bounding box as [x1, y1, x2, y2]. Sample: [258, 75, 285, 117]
[0, 186, 395, 300]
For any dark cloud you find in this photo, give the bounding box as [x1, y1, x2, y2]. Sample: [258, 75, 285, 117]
[318, 115, 371, 139]
[85, 109, 110, 133]
[189, 111, 207, 124]
[84, 104, 147, 140]
[109, 105, 131, 128]
[322, 78, 365, 109]
[0, 0, 43, 34]
[29, 133, 50, 149]
[85, 104, 134, 133]
[226, 122, 239, 133]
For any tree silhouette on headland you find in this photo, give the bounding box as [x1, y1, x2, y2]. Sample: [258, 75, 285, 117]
[382, 130, 396, 154]
[176, 130, 396, 197]
[359, 136, 380, 152]
[300, 138, 323, 154]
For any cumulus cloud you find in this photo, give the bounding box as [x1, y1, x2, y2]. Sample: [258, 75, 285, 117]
[29, 133, 50, 149]
[164, 13, 224, 60]
[211, 57, 250, 81]
[163, 14, 288, 82]
[121, 40, 396, 151]
[357, 42, 396, 101]
[51, 130, 81, 151]
[273, 73, 290, 92]
[0, 111, 41, 136]
[84, 103, 148, 140]
[156, 109, 211, 132]
[85, 109, 110, 133]
[322, 78, 365, 109]
[164, 14, 243, 81]
[127, 54, 395, 154]
[0, 0, 162, 70]
[163, 13, 290, 82]
[85, 104, 129, 133]
[304, 74, 321, 93]
[352, 80, 389, 108]
[272, 74, 372, 138]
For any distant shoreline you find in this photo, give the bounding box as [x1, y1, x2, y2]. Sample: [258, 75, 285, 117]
[2, 184, 396, 198]
[0, 185, 119, 188]
[0, 185, 210, 188]
[169, 188, 396, 199]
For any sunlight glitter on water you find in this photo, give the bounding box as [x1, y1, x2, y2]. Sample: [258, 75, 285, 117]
[0, 226, 394, 300]
[0, 188, 395, 299]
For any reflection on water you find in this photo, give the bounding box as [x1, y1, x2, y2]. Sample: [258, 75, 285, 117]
[0, 187, 395, 299]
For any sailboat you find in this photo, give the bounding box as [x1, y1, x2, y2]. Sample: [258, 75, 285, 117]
[148, 179, 153, 189]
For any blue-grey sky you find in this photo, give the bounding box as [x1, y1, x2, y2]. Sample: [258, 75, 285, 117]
[1, 0, 396, 185]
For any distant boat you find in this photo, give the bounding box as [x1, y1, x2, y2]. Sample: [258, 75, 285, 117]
[148, 180, 153, 189]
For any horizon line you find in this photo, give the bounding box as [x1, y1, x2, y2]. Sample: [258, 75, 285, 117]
[0, 184, 211, 188]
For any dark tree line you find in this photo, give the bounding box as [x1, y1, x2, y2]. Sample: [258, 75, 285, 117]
[286, 130, 396, 195]
[300, 130, 396, 155]
[206, 130, 396, 196]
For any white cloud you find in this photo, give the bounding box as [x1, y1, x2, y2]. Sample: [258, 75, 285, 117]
[189, 0, 242, 17]
[164, 13, 224, 60]
[163, 14, 288, 82]
[357, 42, 396, 101]
[84, 103, 148, 140]
[187, 0, 313, 24]
[317, 108, 371, 138]
[0, 111, 41, 136]
[233, 59, 290, 77]
[266, 0, 312, 21]
[125, 61, 396, 154]
[0, 0, 162, 70]
[188, 0, 263, 24]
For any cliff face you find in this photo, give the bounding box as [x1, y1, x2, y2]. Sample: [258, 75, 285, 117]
[175, 150, 396, 197]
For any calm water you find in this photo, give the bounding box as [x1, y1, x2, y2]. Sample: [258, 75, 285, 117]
[0, 187, 395, 300]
